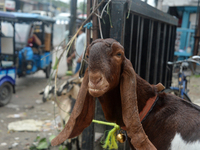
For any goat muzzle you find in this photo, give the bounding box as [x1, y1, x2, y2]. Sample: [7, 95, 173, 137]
[88, 72, 109, 97]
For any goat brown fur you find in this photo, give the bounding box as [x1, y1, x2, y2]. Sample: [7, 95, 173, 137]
[51, 38, 200, 150]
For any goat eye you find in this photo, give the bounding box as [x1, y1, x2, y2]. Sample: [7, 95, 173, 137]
[86, 55, 89, 58]
[116, 53, 122, 57]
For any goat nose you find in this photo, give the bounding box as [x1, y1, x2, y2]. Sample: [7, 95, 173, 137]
[89, 72, 103, 86]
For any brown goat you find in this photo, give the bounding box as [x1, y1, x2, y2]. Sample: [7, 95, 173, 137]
[51, 39, 200, 150]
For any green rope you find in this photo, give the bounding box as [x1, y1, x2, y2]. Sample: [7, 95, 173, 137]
[92, 120, 120, 149]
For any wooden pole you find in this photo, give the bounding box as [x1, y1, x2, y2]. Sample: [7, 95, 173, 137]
[92, 0, 99, 40]
[68, 0, 77, 71]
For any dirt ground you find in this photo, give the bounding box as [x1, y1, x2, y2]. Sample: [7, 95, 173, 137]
[0, 68, 200, 150]
[0, 71, 64, 150]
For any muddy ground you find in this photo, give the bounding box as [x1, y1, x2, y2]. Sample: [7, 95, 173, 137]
[0, 67, 200, 150]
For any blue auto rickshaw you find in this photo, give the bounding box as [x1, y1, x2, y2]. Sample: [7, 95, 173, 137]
[11, 12, 55, 78]
[0, 12, 16, 106]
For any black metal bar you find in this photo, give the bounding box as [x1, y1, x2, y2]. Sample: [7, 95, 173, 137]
[159, 24, 167, 82]
[129, 15, 134, 60]
[153, 22, 161, 84]
[135, 16, 141, 71]
[137, 17, 144, 76]
[93, 99, 107, 149]
[164, 25, 172, 87]
[130, 0, 178, 26]
[145, 20, 154, 82]
[82, 124, 94, 150]
[0, 20, 1, 34]
[81, 3, 94, 149]
[69, 0, 77, 38]
[110, 0, 126, 44]
[42, 23, 44, 45]
[13, 22, 16, 65]
[122, 8, 127, 47]
[86, 0, 91, 47]
[167, 26, 176, 88]
[51, 23, 53, 50]
[171, 27, 176, 71]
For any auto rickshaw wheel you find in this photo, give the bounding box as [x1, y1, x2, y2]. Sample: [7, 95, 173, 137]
[0, 82, 13, 106]
[45, 63, 52, 78]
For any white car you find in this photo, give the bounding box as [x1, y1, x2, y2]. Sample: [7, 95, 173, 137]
[54, 13, 70, 25]
[30, 10, 53, 17]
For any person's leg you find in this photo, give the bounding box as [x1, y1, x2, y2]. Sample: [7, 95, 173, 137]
[75, 62, 81, 74]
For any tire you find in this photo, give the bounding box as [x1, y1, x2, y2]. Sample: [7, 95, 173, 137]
[0, 82, 13, 106]
[45, 63, 52, 79]
[164, 88, 191, 102]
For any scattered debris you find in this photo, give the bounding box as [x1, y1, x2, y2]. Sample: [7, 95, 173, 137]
[5, 104, 20, 111]
[47, 113, 52, 116]
[15, 137, 19, 140]
[24, 143, 30, 150]
[7, 112, 27, 118]
[12, 142, 18, 147]
[7, 116, 63, 132]
[1, 143, 7, 146]
[24, 105, 34, 110]
[8, 119, 44, 132]
[35, 99, 43, 104]
[7, 142, 19, 149]
[48, 133, 52, 136]
[41, 116, 62, 131]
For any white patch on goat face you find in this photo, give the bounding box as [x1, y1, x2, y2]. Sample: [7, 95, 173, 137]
[170, 133, 200, 150]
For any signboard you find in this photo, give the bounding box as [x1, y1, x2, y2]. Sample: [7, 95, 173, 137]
[23, 3, 33, 12]
[5, 0, 15, 10]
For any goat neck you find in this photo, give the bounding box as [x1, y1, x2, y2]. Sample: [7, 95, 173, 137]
[136, 74, 158, 113]
[98, 84, 124, 126]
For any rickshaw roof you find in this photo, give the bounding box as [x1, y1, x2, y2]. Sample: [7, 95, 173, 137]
[0, 11, 16, 22]
[11, 12, 55, 23]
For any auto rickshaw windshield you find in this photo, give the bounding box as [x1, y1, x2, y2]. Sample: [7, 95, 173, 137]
[1, 22, 13, 37]
[15, 23, 30, 43]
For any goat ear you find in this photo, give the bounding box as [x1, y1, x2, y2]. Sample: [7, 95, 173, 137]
[120, 58, 156, 149]
[51, 70, 95, 146]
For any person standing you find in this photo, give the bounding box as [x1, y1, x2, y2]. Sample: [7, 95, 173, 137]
[67, 27, 86, 74]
